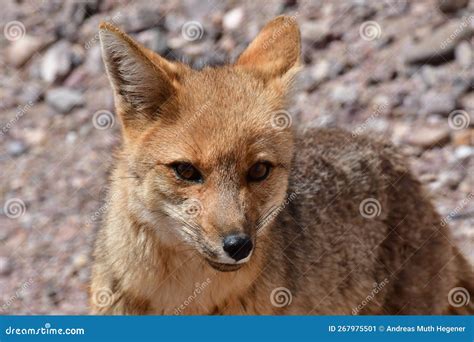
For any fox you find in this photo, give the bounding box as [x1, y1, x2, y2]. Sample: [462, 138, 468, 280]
[90, 16, 473, 315]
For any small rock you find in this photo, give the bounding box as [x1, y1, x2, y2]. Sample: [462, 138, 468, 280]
[310, 60, 330, 84]
[40, 41, 73, 83]
[453, 129, 473, 145]
[331, 84, 359, 106]
[437, 0, 469, 13]
[46, 87, 84, 114]
[404, 19, 474, 65]
[301, 20, 331, 47]
[420, 90, 456, 115]
[7, 35, 50, 67]
[0, 257, 13, 276]
[403, 126, 451, 149]
[455, 41, 472, 69]
[72, 254, 88, 269]
[7, 140, 28, 157]
[223, 7, 244, 31]
[460, 92, 474, 110]
[454, 145, 473, 159]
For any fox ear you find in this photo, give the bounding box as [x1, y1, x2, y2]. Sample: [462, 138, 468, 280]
[99, 22, 179, 133]
[236, 16, 301, 81]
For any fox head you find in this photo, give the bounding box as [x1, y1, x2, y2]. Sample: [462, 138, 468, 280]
[99, 16, 301, 272]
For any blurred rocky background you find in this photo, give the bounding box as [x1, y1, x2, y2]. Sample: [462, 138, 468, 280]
[0, 0, 473, 314]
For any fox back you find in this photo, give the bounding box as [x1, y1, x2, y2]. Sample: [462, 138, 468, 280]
[91, 17, 473, 315]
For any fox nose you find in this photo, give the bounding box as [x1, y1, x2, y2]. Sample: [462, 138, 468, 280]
[222, 234, 253, 262]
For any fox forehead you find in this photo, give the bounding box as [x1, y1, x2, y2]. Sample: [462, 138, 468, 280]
[135, 67, 293, 168]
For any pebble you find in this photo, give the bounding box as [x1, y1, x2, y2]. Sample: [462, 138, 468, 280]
[7, 35, 50, 68]
[455, 41, 472, 69]
[403, 19, 474, 65]
[403, 126, 451, 149]
[7, 141, 28, 157]
[40, 41, 73, 83]
[454, 145, 473, 159]
[330, 84, 359, 106]
[0, 257, 13, 276]
[223, 7, 244, 31]
[46, 87, 84, 114]
[437, 0, 470, 13]
[420, 90, 457, 115]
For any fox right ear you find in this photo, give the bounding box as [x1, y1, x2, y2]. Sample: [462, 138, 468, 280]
[236, 16, 301, 82]
[99, 23, 179, 134]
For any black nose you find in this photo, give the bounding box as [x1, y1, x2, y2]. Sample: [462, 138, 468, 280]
[223, 234, 253, 261]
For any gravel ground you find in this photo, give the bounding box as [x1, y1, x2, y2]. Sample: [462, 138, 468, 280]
[0, 0, 473, 314]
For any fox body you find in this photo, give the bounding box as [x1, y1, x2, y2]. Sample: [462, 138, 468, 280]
[91, 17, 473, 315]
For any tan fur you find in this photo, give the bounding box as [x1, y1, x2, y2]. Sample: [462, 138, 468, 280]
[91, 17, 473, 315]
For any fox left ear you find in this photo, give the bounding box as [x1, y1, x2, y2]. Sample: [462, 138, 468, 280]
[236, 15, 301, 83]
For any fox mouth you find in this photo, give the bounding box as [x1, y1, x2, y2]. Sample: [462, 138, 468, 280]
[206, 259, 244, 272]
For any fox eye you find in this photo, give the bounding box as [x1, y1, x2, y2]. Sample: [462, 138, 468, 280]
[248, 162, 271, 182]
[171, 162, 203, 183]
